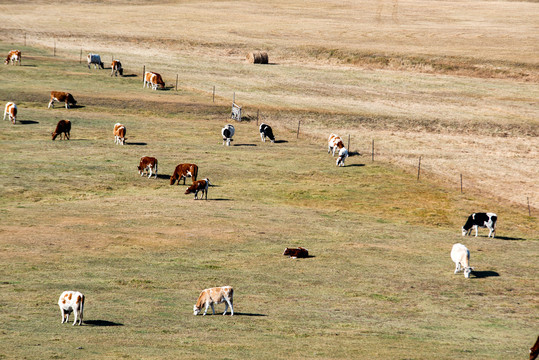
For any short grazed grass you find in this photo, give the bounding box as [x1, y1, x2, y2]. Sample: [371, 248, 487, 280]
[0, 50, 537, 359]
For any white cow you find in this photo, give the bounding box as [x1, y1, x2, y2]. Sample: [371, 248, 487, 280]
[3, 102, 17, 124]
[193, 286, 234, 316]
[451, 243, 474, 279]
[58, 291, 85, 325]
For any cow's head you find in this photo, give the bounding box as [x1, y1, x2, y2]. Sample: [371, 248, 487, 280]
[170, 176, 177, 185]
[67, 94, 77, 106]
[283, 248, 292, 256]
[461, 227, 469, 236]
[51, 131, 58, 140]
[4, 58, 9, 65]
[193, 305, 201, 315]
[464, 267, 474, 278]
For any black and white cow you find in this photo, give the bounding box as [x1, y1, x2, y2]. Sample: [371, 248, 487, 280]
[222, 124, 235, 146]
[462, 212, 497, 238]
[87, 53, 104, 69]
[259, 123, 275, 143]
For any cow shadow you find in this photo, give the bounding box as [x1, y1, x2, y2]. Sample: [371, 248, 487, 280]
[207, 198, 231, 201]
[494, 236, 526, 241]
[122, 74, 138, 78]
[18, 120, 39, 125]
[345, 164, 365, 167]
[126, 142, 147, 146]
[348, 151, 361, 157]
[473, 270, 500, 279]
[157, 174, 172, 180]
[233, 144, 257, 147]
[21, 64, 37, 67]
[233, 312, 267, 317]
[69, 105, 85, 109]
[84, 320, 123, 327]
[274, 140, 288, 144]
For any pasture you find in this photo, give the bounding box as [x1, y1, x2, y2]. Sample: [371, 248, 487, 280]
[1, 0, 538, 358]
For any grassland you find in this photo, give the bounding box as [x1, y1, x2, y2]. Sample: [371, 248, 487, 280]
[0, 1, 538, 359]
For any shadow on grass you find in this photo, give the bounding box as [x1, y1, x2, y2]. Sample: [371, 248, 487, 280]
[21, 64, 37, 67]
[18, 120, 39, 125]
[345, 164, 366, 167]
[122, 74, 138, 78]
[207, 198, 231, 201]
[494, 236, 526, 241]
[69, 105, 85, 109]
[348, 151, 361, 157]
[84, 320, 123, 327]
[157, 174, 172, 180]
[274, 140, 288, 144]
[126, 142, 147, 146]
[473, 271, 500, 279]
[232, 312, 267, 317]
[233, 144, 256, 147]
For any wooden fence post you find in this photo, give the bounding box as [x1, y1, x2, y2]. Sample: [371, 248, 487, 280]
[142, 65, 145, 84]
[460, 174, 463, 193]
[528, 197, 531, 216]
[212, 86, 215, 102]
[80, 49, 82, 64]
[417, 156, 421, 181]
[24, 33, 26, 46]
[257, 109, 259, 126]
[347, 134, 350, 150]
[53, 39, 56, 57]
[175, 74, 178, 91]
[296, 121, 301, 139]
[372, 139, 374, 162]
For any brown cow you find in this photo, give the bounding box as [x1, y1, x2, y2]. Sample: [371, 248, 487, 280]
[48, 91, 77, 109]
[193, 286, 233, 316]
[52, 120, 71, 140]
[4, 50, 21, 65]
[138, 156, 158, 179]
[283, 247, 309, 258]
[3, 102, 17, 124]
[185, 178, 211, 200]
[143, 71, 165, 90]
[113, 123, 126, 145]
[111, 60, 123, 77]
[170, 163, 198, 185]
[531, 335, 539, 360]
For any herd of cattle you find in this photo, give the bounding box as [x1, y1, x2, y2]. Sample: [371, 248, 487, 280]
[6, 49, 534, 355]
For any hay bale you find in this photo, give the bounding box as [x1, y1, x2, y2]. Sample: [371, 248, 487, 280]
[246, 51, 268, 64]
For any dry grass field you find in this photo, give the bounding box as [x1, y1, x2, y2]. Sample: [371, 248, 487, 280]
[0, 1, 538, 359]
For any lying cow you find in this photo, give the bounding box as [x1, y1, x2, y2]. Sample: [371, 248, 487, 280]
[87, 53, 104, 69]
[48, 91, 77, 109]
[58, 290, 85, 326]
[170, 163, 198, 185]
[111, 60, 123, 76]
[52, 120, 71, 140]
[222, 124, 235, 146]
[193, 286, 234, 316]
[113, 123, 126, 145]
[143, 71, 165, 90]
[462, 212, 497, 238]
[4, 50, 21, 65]
[185, 178, 211, 200]
[283, 247, 309, 259]
[138, 156, 158, 179]
[451, 243, 474, 279]
[259, 123, 275, 143]
[3, 102, 17, 124]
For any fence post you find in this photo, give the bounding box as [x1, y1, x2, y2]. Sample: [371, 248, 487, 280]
[460, 174, 463, 193]
[528, 197, 531, 216]
[80, 49, 82, 64]
[212, 86, 215, 102]
[53, 39, 56, 57]
[175, 74, 178, 91]
[417, 156, 421, 181]
[372, 139, 374, 162]
[24, 33, 26, 46]
[347, 134, 350, 150]
[142, 65, 145, 84]
[296, 120, 301, 139]
[257, 109, 259, 126]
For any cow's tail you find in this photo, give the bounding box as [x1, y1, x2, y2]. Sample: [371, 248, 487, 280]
[80, 294, 85, 323]
[154, 159, 158, 177]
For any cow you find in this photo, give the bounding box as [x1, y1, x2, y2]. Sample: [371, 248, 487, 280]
[283, 247, 309, 259]
[87, 53, 104, 69]
[52, 120, 71, 140]
[336, 147, 349, 167]
[530, 335, 539, 360]
[328, 133, 345, 156]
[193, 286, 233, 316]
[451, 243, 474, 279]
[58, 291, 85, 326]
[3, 102, 17, 124]
[222, 124, 235, 146]
[4, 50, 21, 65]
[143, 71, 165, 90]
[113, 123, 126, 145]
[185, 178, 211, 200]
[138, 156, 158, 179]
[170, 163, 198, 185]
[259, 123, 275, 143]
[111, 60, 123, 76]
[462, 212, 497, 238]
[48, 91, 77, 109]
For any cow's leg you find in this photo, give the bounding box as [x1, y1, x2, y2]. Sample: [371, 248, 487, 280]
[260, 132, 265, 142]
[48, 100, 54, 109]
[223, 301, 228, 315]
[454, 262, 460, 274]
[224, 298, 233, 316]
[60, 308, 66, 323]
[474, 225, 478, 237]
[204, 188, 208, 200]
[210, 303, 216, 315]
[203, 302, 210, 316]
[72, 309, 79, 326]
[65, 132, 70, 140]
[65, 102, 69, 109]
[3, 111, 6, 121]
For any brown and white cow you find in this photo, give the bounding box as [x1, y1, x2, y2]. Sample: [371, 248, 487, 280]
[3, 102, 17, 124]
[170, 163, 198, 185]
[48, 91, 77, 109]
[4, 50, 21, 65]
[193, 286, 233, 316]
[185, 178, 211, 200]
[328, 133, 345, 156]
[113, 123, 126, 145]
[143, 71, 165, 90]
[283, 247, 309, 258]
[58, 291, 85, 326]
[138, 156, 158, 179]
[87, 53, 104, 69]
[52, 120, 71, 140]
[111, 60, 123, 77]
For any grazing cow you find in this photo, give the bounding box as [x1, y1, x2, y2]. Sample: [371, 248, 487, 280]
[48, 91, 77, 109]
[185, 178, 211, 200]
[113, 123, 126, 145]
[170, 163, 198, 185]
[3, 102, 17, 124]
[283, 247, 309, 259]
[451, 243, 474, 279]
[328, 133, 345, 156]
[87, 53, 104, 69]
[138, 156, 158, 178]
[58, 291, 85, 326]
[462, 212, 497, 238]
[259, 123, 275, 143]
[111, 60, 123, 76]
[143, 71, 165, 90]
[51, 120, 71, 140]
[530, 335, 539, 360]
[4, 50, 21, 65]
[336, 147, 349, 167]
[221, 124, 235, 146]
[193, 286, 234, 316]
